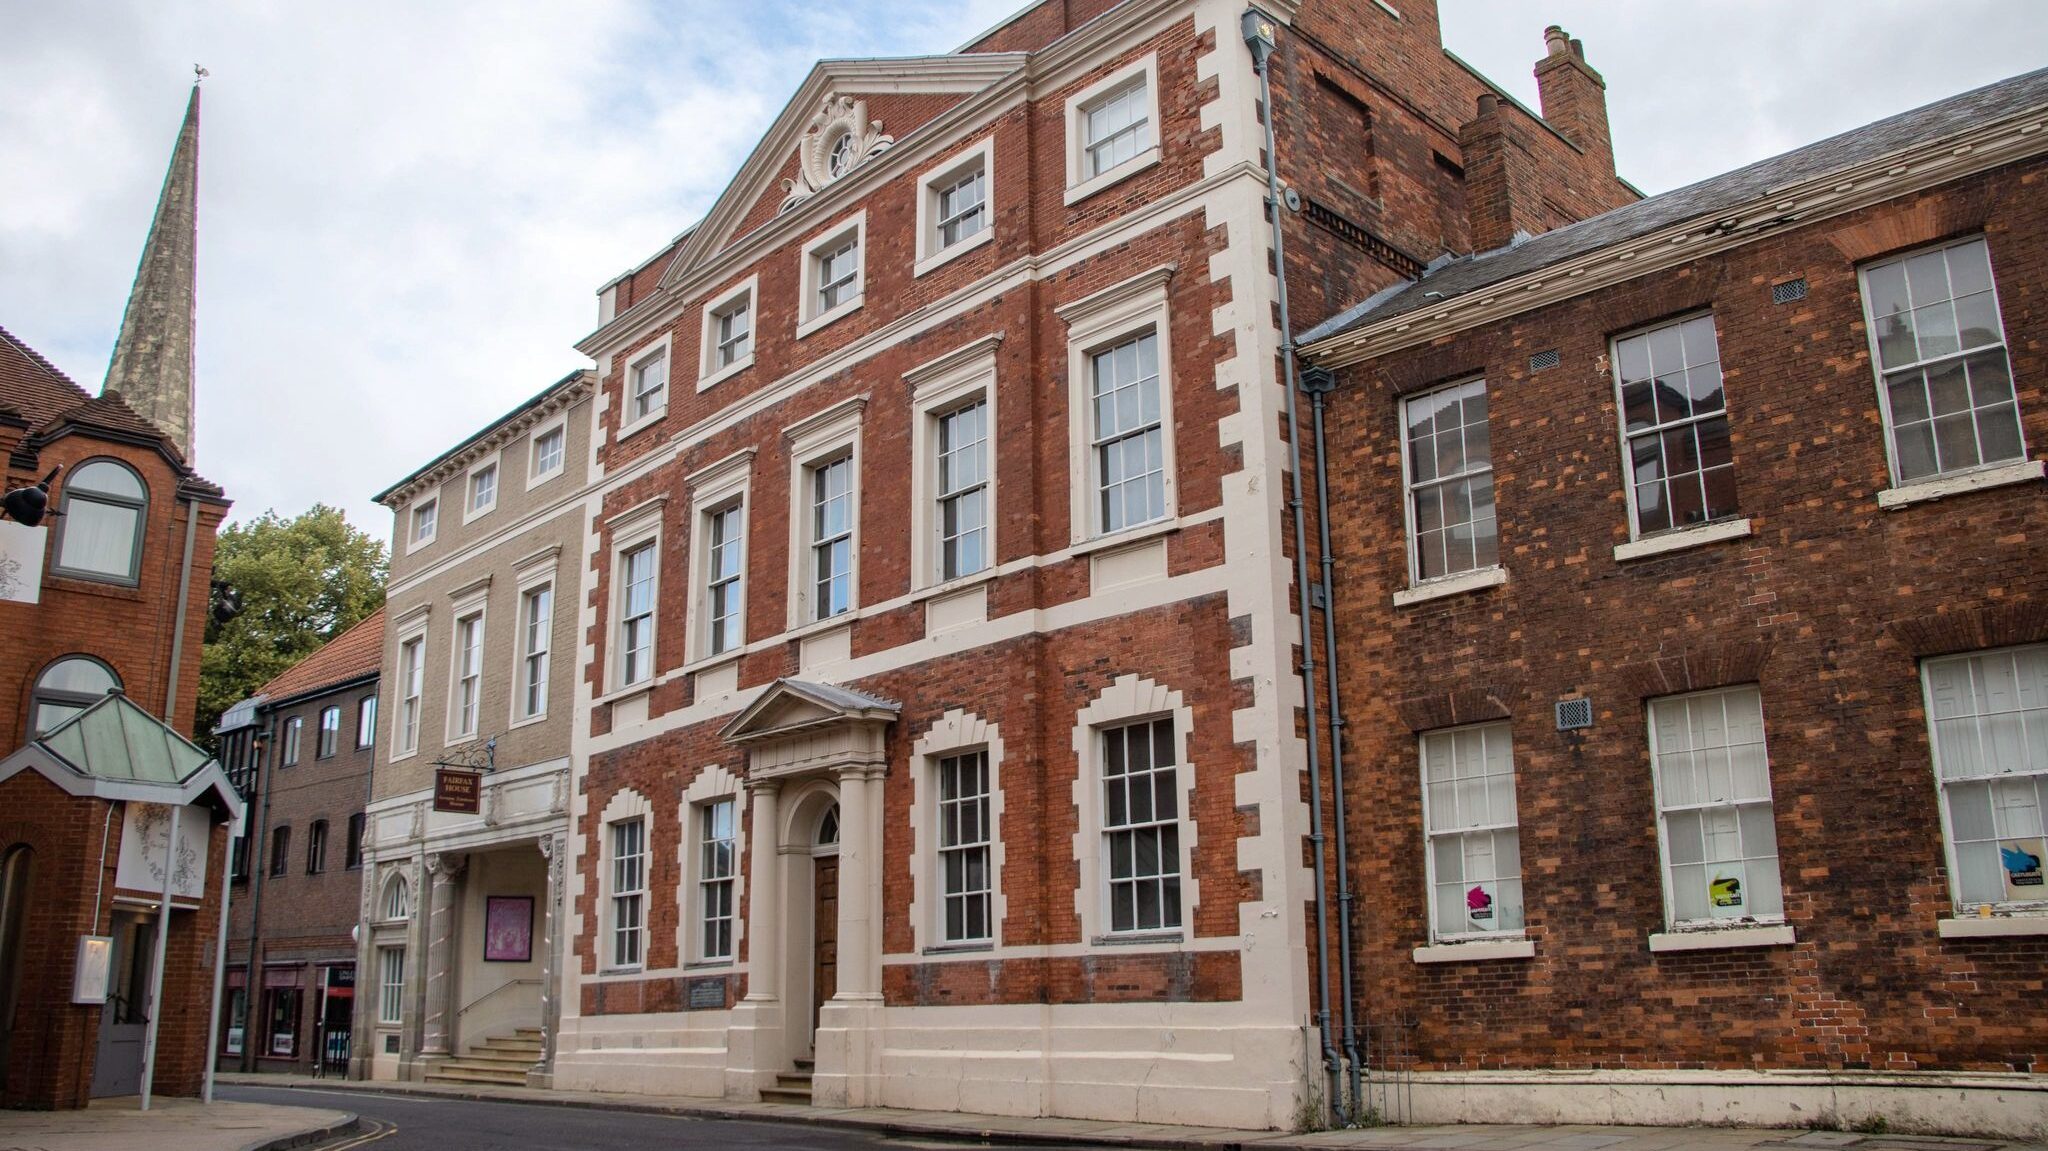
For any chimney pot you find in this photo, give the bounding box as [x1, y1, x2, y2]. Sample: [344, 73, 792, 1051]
[1476, 92, 1498, 117]
[1544, 25, 1570, 56]
[1570, 37, 1585, 60]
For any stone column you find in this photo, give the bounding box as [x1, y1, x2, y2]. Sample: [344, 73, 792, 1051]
[536, 832, 567, 1081]
[723, 778, 784, 1100]
[834, 769, 874, 997]
[818, 765, 885, 1107]
[420, 853, 465, 1058]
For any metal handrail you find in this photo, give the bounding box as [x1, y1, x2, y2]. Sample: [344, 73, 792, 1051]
[455, 977, 540, 1019]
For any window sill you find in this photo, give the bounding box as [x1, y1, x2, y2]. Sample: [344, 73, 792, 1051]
[1647, 923, 1795, 953]
[1937, 913, 2048, 939]
[681, 649, 744, 679]
[1070, 514, 1179, 559]
[461, 502, 496, 526]
[523, 466, 564, 492]
[696, 354, 754, 393]
[507, 711, 548, 732]
[1063, 147, 1162, 207]
[783, 614, 854, 646]
[614, 407, 667, 444]
[684, 959, 735, 971]
[1392, 565, 1507, 607]
[914, 226, 994, 278]
[591, 679, 655, 709]
[1879, 459, 2043, 509]
[46, 573, 146, 600]
[1614, 517, 1753, 562]
[796, 296, 863, 340]
[1412, 937, 1535, 964]
[921, 941, 994, 957]
[1090, 930, 1184, 947]
[909, 567, 998, 605]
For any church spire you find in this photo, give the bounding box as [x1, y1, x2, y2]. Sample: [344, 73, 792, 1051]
[104, 82, 200, 460]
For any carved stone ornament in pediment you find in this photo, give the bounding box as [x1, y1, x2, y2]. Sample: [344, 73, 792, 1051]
[779, 95, 894, 214]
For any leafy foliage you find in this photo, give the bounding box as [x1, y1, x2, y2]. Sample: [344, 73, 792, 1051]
[197, 505, 386, 744]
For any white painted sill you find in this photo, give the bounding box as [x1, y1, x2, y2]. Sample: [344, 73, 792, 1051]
[1647, 923, 1795, 953]
[614, 406, 667, 444]
[591, 679, 655, 709]
[914, 226, 994, 278]
[1878, 458, 2044, 509]
[1938, 913, 2048, 939]
[461, 498, 496, 526]
[506, 711, 548, 732]
[1069, 514, 1180, 559]
[1392, 565, 1507, 607]
[1614, 517, 1753, 562]
[1063, 147, 1162, 207]
[680, 649, 744, 679]
[523, 464, 564, 492]
[783, 614, 855, 646]
[796, 295, 863, 340]
[1413, 937, 1535, 964]
[696, 353, 754, 393]
[909, 567, 999, 606]
[1090, 930, 1184, 947]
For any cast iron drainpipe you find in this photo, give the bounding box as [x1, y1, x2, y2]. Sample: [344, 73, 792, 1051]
[1305, 366, 1365, 1111]
[1243, 8, 1347, 1125]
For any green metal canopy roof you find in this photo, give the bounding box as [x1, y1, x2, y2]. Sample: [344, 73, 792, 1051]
[38, 690, 217, 786]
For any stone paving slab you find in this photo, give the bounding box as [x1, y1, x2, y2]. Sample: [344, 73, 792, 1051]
[215, 1073, 2048, 1151]
[0, 1094, 355, 1151]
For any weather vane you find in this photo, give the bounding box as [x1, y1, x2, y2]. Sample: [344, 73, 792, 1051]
[194, 64, 209, 82]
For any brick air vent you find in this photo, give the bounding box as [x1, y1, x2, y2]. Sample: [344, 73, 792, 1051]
[1303, 198, 1427, 280]
[1555, 698, 1593, 731]
[1528, 348, 1561, 373]
[1772, 278, 1808, 304]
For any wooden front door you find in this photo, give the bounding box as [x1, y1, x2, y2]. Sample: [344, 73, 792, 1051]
[812, 855, 838, 1036]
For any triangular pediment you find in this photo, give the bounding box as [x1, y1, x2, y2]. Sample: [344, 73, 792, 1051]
[720, 677, 900, 746]
[658, 53, 1027, 291]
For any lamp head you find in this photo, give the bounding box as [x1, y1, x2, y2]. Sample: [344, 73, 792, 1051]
[0, 467, 61, 528]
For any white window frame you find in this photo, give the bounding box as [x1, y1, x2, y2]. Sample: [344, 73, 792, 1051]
[1858, 236, 2030, 494]
[1072, 675, 1197, 944]
[464, 453, 501, 523]
[1418, 721, 1525, 943]
[697, 275, 759, 391]
[1063, 54, 1161, 206]
[1647, 686, 1786, 931]
[783, 398, 864, 630]
[391, 621, 427, 761]
[445, 591, 487, 744]
[527, 417, 568, 489]
[613, 539, 658, 693]
[356, 694, 377, 749]
[600, 791, 651, 973]
[694, 797, 738, 963]
[914, 137, 996, 277]
[936, 748, 995, 945]
[1611, 313, 1740, 541]
[316, 705, 340, 759]
[796, 211, 866, 338]
[1921, 644, 2048, 919]
[907, 336, 1001, 592]
[514, 578, 553, 725]
[376, 945, 406, 1025]
[677, 766, 745, 967]
[407, 496, 438, 554]
[279, 716, 302, 767]
[618, 333, 673, 441]
[1058, 266, 1178, 545]
[1398, 377, 1501, 587]
[685, 450, 753, 667]
[911, 711, 1006, 952]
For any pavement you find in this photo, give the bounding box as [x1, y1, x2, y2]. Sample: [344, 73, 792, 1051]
[210, 1073, 2048, 1151]
[0, 1093, 355, 1151]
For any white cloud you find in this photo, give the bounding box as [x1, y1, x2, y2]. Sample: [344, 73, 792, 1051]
[3, 0, 2040, 540]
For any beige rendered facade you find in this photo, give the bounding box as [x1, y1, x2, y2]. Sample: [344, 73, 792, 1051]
[351, 371, 594, 1085]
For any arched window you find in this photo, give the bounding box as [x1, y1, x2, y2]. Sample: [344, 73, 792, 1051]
[53, 459, 149, 583]
[31, 656, 120, 735]
[816, 803, 840, 847]
[382, 874, 411, 921]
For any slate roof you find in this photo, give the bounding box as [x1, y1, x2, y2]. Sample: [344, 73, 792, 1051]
[256, 605, 385, 705]
[39, 690, 217, 786]
[783, 678, 901, 713]
[1300, 65, 2048, 347]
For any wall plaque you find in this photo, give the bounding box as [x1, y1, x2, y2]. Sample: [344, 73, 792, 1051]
[433, 767, 482, 814]
[686, 976, 727, 1011]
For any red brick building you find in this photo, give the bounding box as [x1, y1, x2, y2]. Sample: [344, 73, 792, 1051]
[1297, 68, 2048, 1134]
[0, 84, 242, 1109]
[519, 0, 1631, 1128]
[221, 608, 382, 1075]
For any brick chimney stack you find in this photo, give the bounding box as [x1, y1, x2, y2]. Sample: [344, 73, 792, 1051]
[1458, 92, 1541, 253]
[1533, 25, 1613, 174]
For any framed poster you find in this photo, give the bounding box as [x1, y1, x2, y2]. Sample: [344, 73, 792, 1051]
[484, 896, 533, 963]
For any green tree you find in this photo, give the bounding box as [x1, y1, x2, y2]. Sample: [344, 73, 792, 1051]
[197, 504, 386, 744]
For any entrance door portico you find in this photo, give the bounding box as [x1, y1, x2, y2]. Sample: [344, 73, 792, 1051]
[718, 679, 896, 1106]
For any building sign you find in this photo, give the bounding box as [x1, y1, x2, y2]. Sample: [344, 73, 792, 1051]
[113, 802, 207, 901]
[686, 976, 728, 1011]
[433, 767, 482, 814]
[72, 936, 112, 1004]
[0, 522, 45, 605]
[2003, 838, 2045, 900]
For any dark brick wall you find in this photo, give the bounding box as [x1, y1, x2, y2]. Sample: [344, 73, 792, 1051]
[1319, 159, 2048, 1072]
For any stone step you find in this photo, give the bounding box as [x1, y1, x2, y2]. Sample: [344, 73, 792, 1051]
[776, 1071, 813, 1086]
[453, 1049, 537, 1068]
[425, 1063, 530, 1086]
[758, 1084, 813, 1105]
[478, 1038, 543, 1055]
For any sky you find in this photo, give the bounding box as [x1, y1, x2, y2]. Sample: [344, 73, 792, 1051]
[3, 1, 2045, 540]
